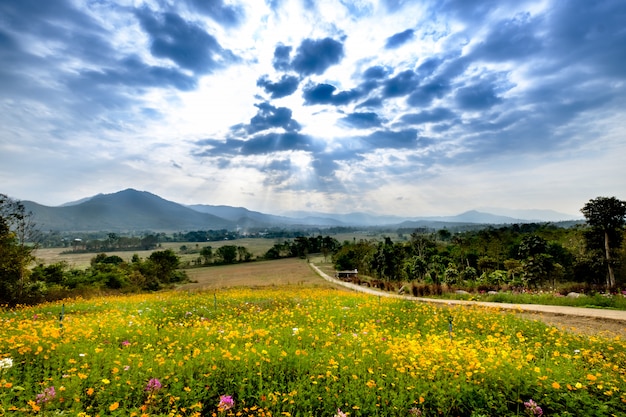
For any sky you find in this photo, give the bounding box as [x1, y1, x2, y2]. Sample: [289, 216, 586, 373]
[1, 0, 625, 217]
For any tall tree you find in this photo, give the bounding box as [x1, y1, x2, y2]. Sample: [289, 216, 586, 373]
[0, 194, 37, 305]
[581, 196, 626, 288]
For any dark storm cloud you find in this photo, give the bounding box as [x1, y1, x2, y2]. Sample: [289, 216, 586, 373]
[385, 29, 415, 49]
[302, 83, 362, 106]
[272, 44, 292, 71]
[291, 38, 345, 76]
[339, 112, 383, 129]
[135, 8, 236, 74]
[184, 0, 245, 27]
[382, 70, 420, 98]
[256, 75, 300, 99]
[399, 108, 456, 125]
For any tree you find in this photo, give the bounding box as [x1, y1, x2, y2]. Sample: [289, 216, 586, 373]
[147, 249, 182, 283]
[0, 194, 38, 305]
[216, 245, 238, 264]
[581, 196, 626, 288]
[200, 246, 213, 264]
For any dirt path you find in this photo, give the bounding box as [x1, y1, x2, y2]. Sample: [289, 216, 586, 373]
[309, 263, 626, 338]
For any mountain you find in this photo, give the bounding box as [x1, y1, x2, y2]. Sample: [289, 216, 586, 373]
[19, 189, 582, 233]
[476, 207, 581, 222]
[282, 210, 404, 226]
[187, 204, 301, 227]
[58, 194, 103, 206]
[23, 189, 234, 232]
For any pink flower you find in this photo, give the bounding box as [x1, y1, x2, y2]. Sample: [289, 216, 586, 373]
[145, 378, 162, 392]
[36, 386, 56, 404]
[524, 399, 543, 416]
[121, 340, 131, 347]
[334, 408, 348, 417]
[218, 394, 234, 412]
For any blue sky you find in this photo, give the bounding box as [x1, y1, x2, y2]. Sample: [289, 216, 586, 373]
[1, 0, 625, 217]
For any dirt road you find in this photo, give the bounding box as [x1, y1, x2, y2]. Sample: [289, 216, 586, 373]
[309, 263, 626, 338]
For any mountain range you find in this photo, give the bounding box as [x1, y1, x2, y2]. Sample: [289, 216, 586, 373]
[21, 188, 582, 233]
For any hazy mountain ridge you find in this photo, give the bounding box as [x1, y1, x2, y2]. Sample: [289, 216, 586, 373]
[19, 188, 581, 233]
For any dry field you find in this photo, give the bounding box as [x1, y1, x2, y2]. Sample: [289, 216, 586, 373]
[33, 238, 282, 269]
[180, 257, 338, 291]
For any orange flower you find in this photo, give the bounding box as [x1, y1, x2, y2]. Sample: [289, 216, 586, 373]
[110, 402, 120, 411]
[552, 382, 561, 389]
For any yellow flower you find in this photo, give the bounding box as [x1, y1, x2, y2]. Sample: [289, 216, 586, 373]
[28, 400, 41, 412]
[110, 402, 120, 411]
[101, 378, 110, 384]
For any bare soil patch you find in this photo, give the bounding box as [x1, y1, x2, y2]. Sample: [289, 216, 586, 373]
[517, 312, 626, 338]
[180, 258, 335, 291]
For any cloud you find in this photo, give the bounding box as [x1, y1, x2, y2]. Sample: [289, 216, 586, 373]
[406, 80, 450, 107]
[184, 0, 244, 27]
[363, 65, 392, 79]
[240, 132, 318, 155]
[302, 83, 362, 106]
[382, 70, 420, 98]
[399, 108, 456, 125]
[454, 78, 503, 110]
[237, 102, 302, 135]
[256, 74, 300, 99]
[470, 14, 542, 61]
[385, 29, 415, 49]
[79, 56, 197, 91]
[362, 128, 419, 150]
[339, 112, 384, 129]
[291, 37, 345, 76]
[272, 44, 292, 71]
[135, 8, 237, 74]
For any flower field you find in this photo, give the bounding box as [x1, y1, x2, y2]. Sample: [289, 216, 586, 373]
[1, 287, 625, 416]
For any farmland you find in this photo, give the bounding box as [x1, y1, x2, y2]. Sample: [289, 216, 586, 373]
[1, 263, 625, 416]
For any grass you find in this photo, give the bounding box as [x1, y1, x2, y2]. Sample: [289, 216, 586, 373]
[427, 290, 626, 311]
[0, 285, 626, 417]
[1, 262, 625, 416]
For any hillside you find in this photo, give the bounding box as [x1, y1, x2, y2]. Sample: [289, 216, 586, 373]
[23, 189, 234, 232]
[19, 188, 582, 233]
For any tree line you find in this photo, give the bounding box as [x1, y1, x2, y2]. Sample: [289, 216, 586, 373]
[332, 197, 626, 291]
[1, 194, 624, 305]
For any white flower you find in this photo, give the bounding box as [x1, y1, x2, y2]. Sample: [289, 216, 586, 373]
[0, 357, 13, 369]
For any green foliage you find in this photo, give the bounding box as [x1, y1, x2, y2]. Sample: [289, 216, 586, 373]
[0, 194, 38, 306]
[581, 196, 626, 288]
[263, 235, 340, 261]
